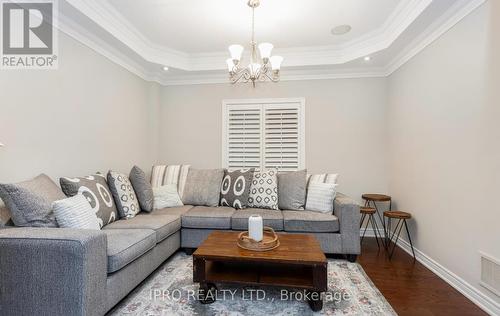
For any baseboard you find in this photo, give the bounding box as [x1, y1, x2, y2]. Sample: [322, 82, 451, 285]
[360, 228, 500, 315]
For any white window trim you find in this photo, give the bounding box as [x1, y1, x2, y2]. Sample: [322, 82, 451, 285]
[222, 97, 306, 170]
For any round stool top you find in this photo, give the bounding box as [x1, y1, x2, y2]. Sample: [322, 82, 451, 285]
[362, 194, 391, 202]
[384, 211, 411, 219]
[360, 206, 376, 214]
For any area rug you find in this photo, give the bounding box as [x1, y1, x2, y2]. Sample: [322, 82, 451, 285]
[109, 253, 396, 316]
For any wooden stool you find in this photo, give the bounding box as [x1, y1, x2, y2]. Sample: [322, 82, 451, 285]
[384, 211, 415, 260]
[362, 194, 392, 248]
[360, 206, 382, 250]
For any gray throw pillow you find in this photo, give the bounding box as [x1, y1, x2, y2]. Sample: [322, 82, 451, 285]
[220, 169, 254, 209]
[129, 166, 154, 212]
[182, 169, 224, 207]
[107, 171, 141, 219]
[60, 174, 118, 227]
[277, 169, 307, 211]
[0, 174, 65, 227]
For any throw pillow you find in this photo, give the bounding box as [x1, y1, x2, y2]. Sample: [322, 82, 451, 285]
[182, 168, 224, 207]
[150, 164, 190, 197]
[52, 194, 101, 230]
[307, 173, 339, 185]
[247, 169, 279, 210]
[60, 174, 118, 227]
[305, 182, 338, 213]
[129, 166, 154, 212]
[153, 184, 184, 209]
[0, 174, 65, 227]
[107, 171, 140, 219]
[277, 169, 307, 211]
[220, 169, 254, 209]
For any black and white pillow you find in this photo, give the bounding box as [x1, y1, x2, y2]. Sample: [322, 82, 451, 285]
[60, 174, 117, 227]
[220, 169, 254, 209]
[107, 171, 140, 219]
[247, 169, 279, 210]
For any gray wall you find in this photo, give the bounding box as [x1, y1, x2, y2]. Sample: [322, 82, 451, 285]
[159, 78, 389, 201]
[387, 1, 500, 307]
[0, 32, 161, 183]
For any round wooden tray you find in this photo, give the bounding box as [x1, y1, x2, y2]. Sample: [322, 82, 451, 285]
[237, 227, 280, 251]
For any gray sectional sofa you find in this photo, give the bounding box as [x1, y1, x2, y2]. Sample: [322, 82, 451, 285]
[0, 194, 360, 316]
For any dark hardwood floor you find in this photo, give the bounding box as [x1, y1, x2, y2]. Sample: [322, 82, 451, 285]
[357, 238, 487, 316]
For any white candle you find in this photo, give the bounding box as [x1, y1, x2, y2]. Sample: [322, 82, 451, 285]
[248, 215, 263, 242]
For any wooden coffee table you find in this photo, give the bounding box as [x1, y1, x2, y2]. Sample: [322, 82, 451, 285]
[193, 231, 328, 311]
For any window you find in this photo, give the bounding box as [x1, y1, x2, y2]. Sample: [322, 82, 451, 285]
[222, 98, 305, 171]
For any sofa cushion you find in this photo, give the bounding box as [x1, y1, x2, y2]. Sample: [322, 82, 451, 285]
[277, 170, 307, 211]
[0, 174, 66, 227]
[181, 206, 235, 229]
[231, 208, 284, 231]
[182, 169, 224, 207]
[220, 169, 254, 209]
[107, 171, 140, 219]
[152, 205, 194, 216]
[52, 194, 101, 230]
[103, 213, 180, 243]
[283, 210, 339, 233]
[60, 174, 118, 227]
[129, 166, 154, 212]
[247, 169, 279, 210]
[103, 229, 156, 273]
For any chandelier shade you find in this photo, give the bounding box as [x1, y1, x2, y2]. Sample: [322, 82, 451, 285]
[226, 0, 283, 87]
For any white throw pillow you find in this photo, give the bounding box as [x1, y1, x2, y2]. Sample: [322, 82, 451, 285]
[305, 182, 338, 213]
[52, 194, 101, 230]
[153, 184, 184, 209]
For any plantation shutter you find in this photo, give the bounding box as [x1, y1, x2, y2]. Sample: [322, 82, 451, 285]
[225, 105, 262, 169]
[263, 104, 301, 172]
[223, 99, 304, 171]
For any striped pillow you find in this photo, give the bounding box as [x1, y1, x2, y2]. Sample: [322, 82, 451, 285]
[52, 194, 101, 230]
[305, 182, 338, 213]
[150, 165, 190, 197]
[307, 173, 339, 185]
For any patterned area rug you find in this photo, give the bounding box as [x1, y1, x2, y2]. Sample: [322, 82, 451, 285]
[109, 253, 396, 316]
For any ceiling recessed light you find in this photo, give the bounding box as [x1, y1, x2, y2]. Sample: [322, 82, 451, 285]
[331, 25, 352, 35]
[163, 66, 169, 71]
[364, 56, 371, 62]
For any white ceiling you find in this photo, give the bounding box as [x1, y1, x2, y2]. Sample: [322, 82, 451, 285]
[58, 0, 486, 85]
[106, 0, 401, 52]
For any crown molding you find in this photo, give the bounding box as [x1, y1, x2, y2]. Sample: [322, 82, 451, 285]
[159, 68, 388, 86]
[384, 0, 487, 76]
[58, 0, 487, 86]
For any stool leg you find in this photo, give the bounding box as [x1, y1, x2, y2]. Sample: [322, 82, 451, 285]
[360, 213, 366, 229]
[389, 219, 405, 260]
[404, 220, 416, 260]
[361, 215, 371, 242]
[369, 214, 380, 250]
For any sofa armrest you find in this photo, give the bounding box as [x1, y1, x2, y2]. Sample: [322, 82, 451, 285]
[334, 193, 361, 254]
[0, 228, 107, 316]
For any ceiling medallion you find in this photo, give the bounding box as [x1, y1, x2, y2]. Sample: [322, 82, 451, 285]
[226, 0, 283, 87]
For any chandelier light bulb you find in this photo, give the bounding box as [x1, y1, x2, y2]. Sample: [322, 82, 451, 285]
[258, 42, 273, 61]
[228, 45, 244, 62]
[248, 63, 261, 75]
[270, 56, 283, 70]
[226, 58, 235, 72]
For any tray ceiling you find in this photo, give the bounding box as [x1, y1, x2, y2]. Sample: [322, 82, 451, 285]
[58, 0, 486, 85]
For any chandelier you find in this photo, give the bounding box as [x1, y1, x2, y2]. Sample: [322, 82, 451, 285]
[226, 0, 283, 87]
